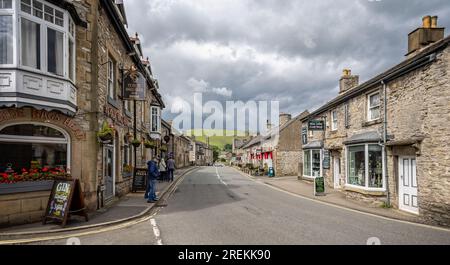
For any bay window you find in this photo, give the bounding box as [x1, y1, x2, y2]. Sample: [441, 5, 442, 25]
[347, 144, 384, 189]
[303, 149, 322, 178]
[47, 27, 63, 76]
[21, 18, 41, 69]
[0, 15, 13, 64]
[0, 0, 12, 9]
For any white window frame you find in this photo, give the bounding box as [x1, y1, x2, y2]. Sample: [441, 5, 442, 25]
[150, 106, 161, 133]
[331, 110, 338, 131]
[11, 0, 75, 81]
[345, 143, 385, 191]
[303, 149, 322, 179]
[107, 55, 116, 100]
[0, 121, 71, 173]
[367, 91, 381, 122]
[0, 0, 15, 66]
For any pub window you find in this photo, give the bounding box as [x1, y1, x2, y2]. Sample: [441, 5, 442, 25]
[368, 92, 381, 121]
[150, 106, 161, 133]
[107, 55, 116, 100]
[347, 144, 384, 189]
[0, 124, 69, 175]
[19, 0, 75, 77]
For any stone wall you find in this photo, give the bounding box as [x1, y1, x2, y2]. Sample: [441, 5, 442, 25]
[275, 151, 301, 177]
[0, 191, 50, 227]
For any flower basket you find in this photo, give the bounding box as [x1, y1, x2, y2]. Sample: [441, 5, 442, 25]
[131, 139, 141, 148]
[144, 140, 156, 149]
[160, 144, 168, 152]
[0, 167, 71, 185]
[97, 121, 114, 143]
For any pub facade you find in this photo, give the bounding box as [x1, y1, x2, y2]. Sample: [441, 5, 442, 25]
[0, 0, 164, 226]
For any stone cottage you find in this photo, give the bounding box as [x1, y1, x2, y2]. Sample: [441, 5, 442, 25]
[301, 16, 450, 227]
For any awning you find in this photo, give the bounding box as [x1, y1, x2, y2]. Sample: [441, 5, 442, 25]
[343, 131, 381, 145]
[0, 102, 76, 117]
[303, 141, 323, 150]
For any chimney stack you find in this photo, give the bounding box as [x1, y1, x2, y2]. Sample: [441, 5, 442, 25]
[279, 113, 292, 127]
[407, 16, 445, 57]
[339, 69, 359, 94]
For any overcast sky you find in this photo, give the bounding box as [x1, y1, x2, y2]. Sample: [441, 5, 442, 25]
[124, 0, 450, 128]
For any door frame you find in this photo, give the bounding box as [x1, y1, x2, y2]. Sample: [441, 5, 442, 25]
[398, 156, 419, 215]
[103, 143, 116, 200]
[333, 156, 341, 189]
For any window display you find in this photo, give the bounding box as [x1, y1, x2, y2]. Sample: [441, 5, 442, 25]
[347, 144, 384, 189]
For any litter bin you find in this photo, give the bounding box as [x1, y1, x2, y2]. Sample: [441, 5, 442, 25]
[268, 167, 275, 177]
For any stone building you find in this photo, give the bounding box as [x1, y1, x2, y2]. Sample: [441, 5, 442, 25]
[173, 132, 191, 169]
[300, 16, 450, 226]
[0, 0, 164, 226]
[240, 112, 309, 177]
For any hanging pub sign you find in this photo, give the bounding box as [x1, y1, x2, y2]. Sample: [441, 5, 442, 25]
[43, 179, 88, 227]
[308, 120, 325, 131]
[302, 127, 308, 145]
[123, 66, 146, 101]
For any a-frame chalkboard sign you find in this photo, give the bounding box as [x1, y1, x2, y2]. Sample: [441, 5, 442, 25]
[132, 168, 148, 192]
[42, 179, 89, 227]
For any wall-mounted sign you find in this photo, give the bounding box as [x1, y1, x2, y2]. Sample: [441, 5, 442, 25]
[322, 149, 330, 169]
[308, 120, 325, 131]
[104, 105, 131, 127]
[123, 67, 146, 101]
[302, 127, 308, 145]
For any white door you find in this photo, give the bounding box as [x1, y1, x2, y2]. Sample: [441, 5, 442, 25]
[399, 157, 419, 214]
[104, 145, 115, 200]
[333, 157, 340, 189]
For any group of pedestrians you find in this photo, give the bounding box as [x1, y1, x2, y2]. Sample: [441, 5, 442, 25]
[145, 155, 176, 203]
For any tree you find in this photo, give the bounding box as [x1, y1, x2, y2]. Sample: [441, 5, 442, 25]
[211, 145, 220, 162]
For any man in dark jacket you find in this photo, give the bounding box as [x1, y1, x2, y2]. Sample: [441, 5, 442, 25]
[146, 157, 160, 203]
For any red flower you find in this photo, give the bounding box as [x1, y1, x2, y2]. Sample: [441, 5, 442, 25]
[22, 168, 27, 173]
[42, 167, 49, 172]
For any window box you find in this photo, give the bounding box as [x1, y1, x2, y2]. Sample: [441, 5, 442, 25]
[0, 180, 54, 195]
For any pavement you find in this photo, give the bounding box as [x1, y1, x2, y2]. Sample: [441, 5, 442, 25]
[236, 168, 425, 225]
[5, 166, 450, 245]
[0, 166, 197, 239]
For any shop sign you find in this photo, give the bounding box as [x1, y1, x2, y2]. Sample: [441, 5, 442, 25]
[323, 149, 330, 169]
[308, 120, 325, 131]
[132, 168, 148, 192]
[123, 67, 146, 101]
[0, 108, 86, 140]
[314, 176, 326, 196]
[104, 105, 131, 127]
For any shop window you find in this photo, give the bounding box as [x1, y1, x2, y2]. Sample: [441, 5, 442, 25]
[347, 144, 384, 189]
[0, 124, 69, 174]
[303, 149, 321, 178]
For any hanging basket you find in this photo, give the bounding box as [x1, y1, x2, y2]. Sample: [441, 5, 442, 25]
[131, 139, 141, 148]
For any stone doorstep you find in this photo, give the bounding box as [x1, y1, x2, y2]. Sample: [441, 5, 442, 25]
[0, 167, 198, 238]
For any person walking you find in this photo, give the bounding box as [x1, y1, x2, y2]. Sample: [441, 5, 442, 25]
[159, 157, 167, 182]
[146, 156, 160, 203]
[167, 156, 176, 182]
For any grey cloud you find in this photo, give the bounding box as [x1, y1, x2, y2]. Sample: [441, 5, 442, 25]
[124, 0, 450, 124]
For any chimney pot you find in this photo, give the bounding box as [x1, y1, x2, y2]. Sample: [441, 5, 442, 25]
[431, 16, 438, 28]
[422, 16, 431, 28]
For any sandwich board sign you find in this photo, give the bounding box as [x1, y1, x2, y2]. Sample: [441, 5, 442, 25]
[314, 176, 326, 196]
[43, 179, 88, 227]
[132, 168, 148, 192]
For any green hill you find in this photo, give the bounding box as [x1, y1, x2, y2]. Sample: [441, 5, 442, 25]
[184, 129, 250, 150]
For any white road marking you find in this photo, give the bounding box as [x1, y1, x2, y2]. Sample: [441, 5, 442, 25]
[215, 167, 228, 186]
[150, 218, 163, 245]
[232, 167, 450, 233]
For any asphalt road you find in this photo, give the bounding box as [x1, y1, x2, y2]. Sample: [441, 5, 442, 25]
[32, 166, 450, 245]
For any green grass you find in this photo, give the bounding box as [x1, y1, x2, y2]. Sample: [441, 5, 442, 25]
[184, 129, 250, 150]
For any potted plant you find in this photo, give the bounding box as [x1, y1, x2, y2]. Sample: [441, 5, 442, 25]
[144, 139, 156, 149]
[131, 139, 141, 148]
[97, 121, 114, 142]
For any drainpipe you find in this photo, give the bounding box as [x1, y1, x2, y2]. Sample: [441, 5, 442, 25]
[381, 80, 390, 207]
